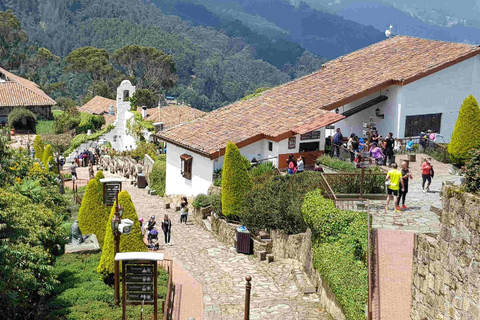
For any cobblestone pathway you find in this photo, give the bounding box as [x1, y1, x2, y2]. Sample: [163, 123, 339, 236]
[89, 168, 330, 320]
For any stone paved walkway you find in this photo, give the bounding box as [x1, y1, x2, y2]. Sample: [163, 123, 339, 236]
[80, 167, 330, 320]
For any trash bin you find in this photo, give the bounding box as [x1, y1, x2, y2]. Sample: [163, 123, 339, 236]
[137, 173, 146, 189]
[235, 226, 252, 254]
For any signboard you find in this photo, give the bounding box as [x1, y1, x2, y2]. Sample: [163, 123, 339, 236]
[288, 137, 296, 149]
[326, 125, 335, 129]
[300, 130, 321, 141]
[124, 261, 156, 304]
[104, 182, 121, 206]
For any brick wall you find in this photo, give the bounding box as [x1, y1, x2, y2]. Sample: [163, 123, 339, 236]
[411, 186, 480, 319]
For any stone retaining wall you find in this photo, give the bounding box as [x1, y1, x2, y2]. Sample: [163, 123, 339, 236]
[411, 186, 480, 320]
[194, 211, 346, 319]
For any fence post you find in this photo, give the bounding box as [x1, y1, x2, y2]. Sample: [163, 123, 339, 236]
[244, 276, 252, 320]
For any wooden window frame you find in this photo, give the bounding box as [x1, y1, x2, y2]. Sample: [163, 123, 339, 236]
[180, 154, 192, 180]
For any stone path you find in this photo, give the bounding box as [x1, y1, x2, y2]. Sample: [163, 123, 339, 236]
[78, 166, 330, 320]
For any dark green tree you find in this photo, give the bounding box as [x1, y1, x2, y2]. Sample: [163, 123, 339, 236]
[0, 10, 27, 69]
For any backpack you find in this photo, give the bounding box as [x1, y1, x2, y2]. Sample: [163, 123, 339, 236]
[333, 133, 342, 144]
[288, 161, 294, 170]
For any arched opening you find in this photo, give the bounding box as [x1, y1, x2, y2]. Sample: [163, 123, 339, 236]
[123, 90, 130, 101]
[8, 108, 37, 132]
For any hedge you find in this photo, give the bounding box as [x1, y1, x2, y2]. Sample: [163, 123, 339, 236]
[221, 142, 252, 218]
[302, 189, 368, 320]
[77, 171, 109, 249]
[63, 125, 114, 157]
[464, 149, 480, 193]
[97, 190, 147, 276]
[33, 135, 44, 160]
[448, 95, 480, 166]
[149, 155, 166, 196]
[8, 107, 37, 130]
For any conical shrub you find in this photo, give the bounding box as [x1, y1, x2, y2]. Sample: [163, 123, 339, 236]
[33, 135, 44, 161]
[221, 142, 252, 218]
[77, 171, 109, 248]
[97, 190, 146, 276]
[448, 95, 480, 166]
[42, 144, 53, 170]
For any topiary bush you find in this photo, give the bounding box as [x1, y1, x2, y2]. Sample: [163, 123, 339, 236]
[97, 190, 147, 276]
[463, 149, 480, 193]
[33, 135, 44, 160]
[192, 194, 211, 208]
[448, 95, 480, 166]
[149, 156, 166, 196]
[221, 142, 253, 219]
[42, 144, 53, 170]
[77, 171, 109, 248]
[8, 107, 37, 131]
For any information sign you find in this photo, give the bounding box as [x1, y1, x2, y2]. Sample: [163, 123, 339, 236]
[126, 292, 154, 302]
[126, 284, 154, 292]
[104, 182, 121, 206]
[125, 274, 154, 283]
[300, 130, 320, 141]
[124, 261, 156, 305]
[126, 265, 153, 275]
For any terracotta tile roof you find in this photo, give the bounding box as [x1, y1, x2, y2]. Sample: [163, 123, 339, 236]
[0, 67, 56, 107]
[157, 36, 480, 158]
[136, 105, 206, 128]
[77, 95, 205, 129]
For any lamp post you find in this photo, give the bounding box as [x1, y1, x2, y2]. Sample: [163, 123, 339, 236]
[112, 190, 124, 306]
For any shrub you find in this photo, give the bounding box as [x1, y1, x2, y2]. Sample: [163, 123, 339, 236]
[77, 172, 109, 249]
[33, 135, 45, 160]
[41, 133, 72, 154]
[43, 144, 54, 169]
[317, 155, 356, 172]
[76, 112, 106, 134]
[221, 142, 253, 219]
[240, 172, 324, 234]
[129, 141, 159, 161]
[213, 168, 222, 187]
[192, 194, 211, 208]
[97, 191, 147, 276]
[150, 156, 166, 196]
[210, 193, 222, 214]
[463, 149, 480, 193]
[63, 125, 114, 157]
[8, 107, 37, 130]
[302, 190, 368, 320]
[249, 161, 276, 178]
[448, 95, 480, 166]
[53, 107, 81, 134]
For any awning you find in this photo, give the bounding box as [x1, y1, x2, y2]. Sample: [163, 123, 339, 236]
[180, 154, 192, 161]
[341, 95, 388, 118]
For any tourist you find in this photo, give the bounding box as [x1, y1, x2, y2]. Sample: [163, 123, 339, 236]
[394, 138, 403, 153]
[162, 215, 172, 246]
[70, 162, 78, 180]
[313, 161, 324, 172]
[287, 155, 297, 174]
[139, 217, 145, 238]
[385, 163, 404, 212]
[88, 163, 94, 180]
[347, 133, 355, 162]
[421, 157, 433, 192]
[297, 156, 305, 173]
[406, 138, 414, 152]
[370, 143, 385, 166]
[325, 136, 332, 156]
[370, 127, 380, 144]
[398, 161, 413, 210]
[180, 197, 188, 224]
[332, 128, 343, 158]
[429, 130, 436, 141]
[384, 132, 395, 167]
[147, 216, 156, 237]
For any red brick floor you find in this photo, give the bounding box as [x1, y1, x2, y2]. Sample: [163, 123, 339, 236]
[373, 229, 415, 320]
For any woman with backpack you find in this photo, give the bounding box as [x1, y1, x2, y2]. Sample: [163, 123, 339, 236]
[287, 155, 297, 174]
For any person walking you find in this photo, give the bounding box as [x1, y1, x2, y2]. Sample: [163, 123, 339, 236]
[180, 197, 188, 224]
[88, 163, 94, 180]
[370, 142, 385, 166]
[385, 163, 404, 212]
[162, 215, 172, 246]
[384, 132, 395, 167]
[332, 128, 343, 158]
[421, 157, 433, 192]
[398, 161, 413, 210]
[296, 156, 305, 173]
[147, 216, 156, 237]
[70, 162, 78, 180]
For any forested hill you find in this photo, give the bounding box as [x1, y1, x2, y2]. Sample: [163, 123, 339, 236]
[0, 0, 328, 111]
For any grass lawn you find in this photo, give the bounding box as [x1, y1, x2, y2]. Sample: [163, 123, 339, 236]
[47, 253, 168, 320]
[36, 120, 55, 134]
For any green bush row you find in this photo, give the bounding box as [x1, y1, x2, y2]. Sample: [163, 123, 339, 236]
[63, 125, 114, 157]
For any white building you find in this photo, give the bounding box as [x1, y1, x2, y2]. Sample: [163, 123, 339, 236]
[157, 36, 480, 196]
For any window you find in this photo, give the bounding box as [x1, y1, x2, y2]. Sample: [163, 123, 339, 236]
[180, 154, 192, 180]
[404, 113, 442, 137]
[123, 90, 130, 101]
[299, 142, 320, 152]
[268, 141, 273, 151]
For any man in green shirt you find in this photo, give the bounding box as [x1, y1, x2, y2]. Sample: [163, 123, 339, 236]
[386, 163, 404, 212]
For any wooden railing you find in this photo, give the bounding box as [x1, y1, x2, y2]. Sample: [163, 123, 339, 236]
[160, 259, 175, 320]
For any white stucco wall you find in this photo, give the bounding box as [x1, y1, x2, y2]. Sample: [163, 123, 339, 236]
[165, 143, 214, 196]
[334, 55, 480, 142]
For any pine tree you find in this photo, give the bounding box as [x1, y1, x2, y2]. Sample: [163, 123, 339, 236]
[77, 171, 109, 248]
[221, 142, 252, 218]
[448, 95, 480, 166]
[33, 135, 44, 161]
[97, 190, 147, 276]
